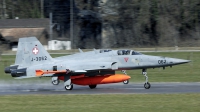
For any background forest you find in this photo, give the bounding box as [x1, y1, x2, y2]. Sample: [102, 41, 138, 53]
[0, 0, 200, 48]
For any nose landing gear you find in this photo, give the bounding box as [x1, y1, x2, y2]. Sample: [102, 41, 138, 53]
[144, 82, 151, 89]
[142, 69, 151, 89]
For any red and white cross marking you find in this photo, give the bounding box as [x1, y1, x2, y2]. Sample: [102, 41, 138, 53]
[32, 47, 39, 55]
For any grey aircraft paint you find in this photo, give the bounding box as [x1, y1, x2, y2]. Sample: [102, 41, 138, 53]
[5, 37, 190, 90]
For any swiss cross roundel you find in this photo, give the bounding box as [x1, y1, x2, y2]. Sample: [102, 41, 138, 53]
[32, 47, 39, 55]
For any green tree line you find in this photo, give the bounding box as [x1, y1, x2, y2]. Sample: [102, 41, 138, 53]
[1, 0, 200, 47]
[103, 0, 200, 47]
[3, 0, 41, 19]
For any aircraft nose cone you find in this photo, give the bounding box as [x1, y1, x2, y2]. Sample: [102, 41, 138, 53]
[168, 58, 190, 65]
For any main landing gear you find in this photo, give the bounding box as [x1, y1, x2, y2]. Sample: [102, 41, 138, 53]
[122, 70, 129, 84]
[51, 76, 73, 90]
[64, 69, 73, 90]
[89, 85, 97, 89]
[142, 69, 151, 89]
[65, 84, 73, 90]
[52, 77, 60, 85]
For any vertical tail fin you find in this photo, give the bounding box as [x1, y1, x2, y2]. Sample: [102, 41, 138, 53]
[15, 38, 26, 65]
[16, 37, 53, 68]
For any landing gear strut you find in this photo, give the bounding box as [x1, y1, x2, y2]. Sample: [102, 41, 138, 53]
[122, 70, 127, 75]
[64, 69, 73, 90]
[142, 69, 151, 89]
[122, 70, 129, 84]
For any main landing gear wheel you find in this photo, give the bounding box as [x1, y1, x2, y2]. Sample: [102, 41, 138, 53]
[65, 84, 73, 90]
[123, 80, 129, 84]
[144, 82, 151, 89]
[52, 80, 60, 85]
[89, 85, 97, 89]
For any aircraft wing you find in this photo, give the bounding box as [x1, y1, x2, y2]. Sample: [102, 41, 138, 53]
[68, 62, 118, 71]
[16, 61, 118, 79]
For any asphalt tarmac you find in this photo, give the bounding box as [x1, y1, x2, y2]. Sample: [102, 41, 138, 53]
[0, 82, 199, 95]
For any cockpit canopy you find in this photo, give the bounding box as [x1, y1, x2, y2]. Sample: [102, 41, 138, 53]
[100, 49, 112, 53]
[117, 50, 131, 55]
[117, 50, 142, 55]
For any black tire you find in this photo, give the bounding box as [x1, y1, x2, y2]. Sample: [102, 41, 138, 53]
[123, 80, 129, 84]
[52, 80, 60, 85]
[144, 82, 151, 89]
[89, 85, 97, 89]
[65, 84, 73, 90]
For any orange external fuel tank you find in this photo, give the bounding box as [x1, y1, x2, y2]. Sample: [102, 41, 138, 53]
[69, 74, 131, 85]
[58, 74, 85, 80]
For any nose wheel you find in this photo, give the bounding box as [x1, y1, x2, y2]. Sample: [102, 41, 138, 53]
[144, 82, 151, 89]
[142, 69, 151, 89]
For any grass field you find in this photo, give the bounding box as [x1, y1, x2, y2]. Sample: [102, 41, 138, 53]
[0, 94, 199, 112]
[0, 51, 199, 82]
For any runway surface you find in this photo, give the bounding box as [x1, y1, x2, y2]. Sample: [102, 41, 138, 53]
[0, 82, 200, 95]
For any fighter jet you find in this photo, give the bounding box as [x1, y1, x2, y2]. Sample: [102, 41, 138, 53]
[5, 37, 190, 90]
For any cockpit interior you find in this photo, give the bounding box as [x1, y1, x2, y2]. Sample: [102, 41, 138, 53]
[117, 50, 142, 55]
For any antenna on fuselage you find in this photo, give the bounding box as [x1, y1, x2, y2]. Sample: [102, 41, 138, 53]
[93, 48, 98, 54]
[78, 48, 83, 53]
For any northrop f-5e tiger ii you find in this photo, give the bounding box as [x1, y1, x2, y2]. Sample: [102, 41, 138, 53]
[5, 37, 190, 90]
